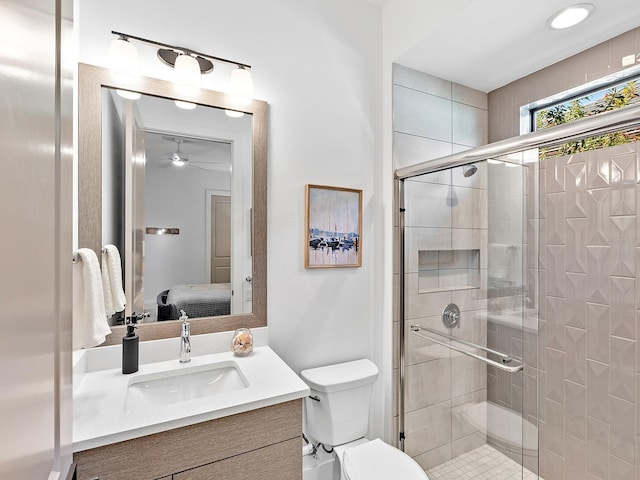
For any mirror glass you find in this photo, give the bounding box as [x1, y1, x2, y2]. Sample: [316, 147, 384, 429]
[101, 89, 253, 325]
[78, 63, 267, 344]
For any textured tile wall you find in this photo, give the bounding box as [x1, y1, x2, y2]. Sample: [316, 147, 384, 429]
[476, 161, 536, 472]
[486, 26, 640, 480]
[488, 27, 640, 142]
[535, 143, 640, 480]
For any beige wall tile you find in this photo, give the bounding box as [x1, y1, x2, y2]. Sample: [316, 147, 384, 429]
[585, 416, 609, 479]
[451, 389, 486, 440]
[546, 348, 565, 405]
[404, 275, 452, 319]
[394, 85, 452, 142]
[411, 443, 452, 471]
[404, 317, 451, 366]
[451, 186, 488, 230]
[451, 430, 486, 457]
[451, 354, 486, 397]
[545, 399, 565, 457]
[610, 336, 636, 403]
[405, 230, 453, 275]
[586, 41, 610, 83]
[452, 83, 488, 110]
[610, 396, 635, 464]
[586, 303, 610, 363]
[393, 63, 452, 99]
[565, 380, 586, 440]
[393, 132, 453, 170]
[452, 102, 488, 148]
[404, 181, 452, 228]
[609, 455, 634, 480]
[586, 360, 610, 423]
[564, 434, 586, 479]
[404, 359, 451, 412]
[404, 400, 452, 457]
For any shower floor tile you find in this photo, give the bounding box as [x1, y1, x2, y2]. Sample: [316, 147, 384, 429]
[426, 444, 539, 480]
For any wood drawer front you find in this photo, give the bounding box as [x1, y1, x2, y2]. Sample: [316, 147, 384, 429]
[75, 400, 301, 480]
[174, 438, 301, 480]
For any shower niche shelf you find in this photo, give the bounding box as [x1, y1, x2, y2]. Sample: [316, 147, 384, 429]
[417, 249, 480, 294]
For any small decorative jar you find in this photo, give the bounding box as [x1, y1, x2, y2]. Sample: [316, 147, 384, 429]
[231, 327, 253, 356]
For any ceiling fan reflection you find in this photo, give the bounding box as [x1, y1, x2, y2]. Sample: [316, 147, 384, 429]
[157, 138, 220, 171]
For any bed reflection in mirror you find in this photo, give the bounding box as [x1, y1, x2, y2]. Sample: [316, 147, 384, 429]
[101, 88, 253, 325]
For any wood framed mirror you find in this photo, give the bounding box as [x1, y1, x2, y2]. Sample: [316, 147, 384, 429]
[78, 63, 267, 344]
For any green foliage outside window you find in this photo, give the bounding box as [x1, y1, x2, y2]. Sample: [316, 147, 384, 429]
[535, 81, 640, 159]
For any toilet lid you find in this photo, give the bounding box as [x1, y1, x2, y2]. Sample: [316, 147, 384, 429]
[343, 439, 428, 480]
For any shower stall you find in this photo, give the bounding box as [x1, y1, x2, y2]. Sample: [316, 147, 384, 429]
[396, 105, 640, 480]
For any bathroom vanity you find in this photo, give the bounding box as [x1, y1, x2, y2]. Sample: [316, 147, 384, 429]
[75, 400, 301, 480]
[73, 333, 309, 480]
[72, 63, 293, 479]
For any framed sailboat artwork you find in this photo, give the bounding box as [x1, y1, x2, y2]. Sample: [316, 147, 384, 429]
[305, 184, 362, 268]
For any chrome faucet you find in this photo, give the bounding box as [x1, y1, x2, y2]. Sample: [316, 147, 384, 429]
[179, 310, 191, 363]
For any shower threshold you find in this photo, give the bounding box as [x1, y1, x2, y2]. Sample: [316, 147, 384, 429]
[426, 444, 539, 480]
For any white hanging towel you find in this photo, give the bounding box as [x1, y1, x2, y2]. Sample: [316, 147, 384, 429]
[101, 244, 126, 316]
[73, 248, 111, 349]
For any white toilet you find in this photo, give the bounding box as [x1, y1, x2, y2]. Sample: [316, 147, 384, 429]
[300, 359, 429, 480]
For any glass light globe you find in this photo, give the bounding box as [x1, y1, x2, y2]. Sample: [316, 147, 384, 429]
[109, 38, 139, 85]
[174, 54, 201, 96]
[229, 66, 254, 106]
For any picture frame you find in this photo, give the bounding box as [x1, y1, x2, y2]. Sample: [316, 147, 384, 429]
[305, 184, 362, 268]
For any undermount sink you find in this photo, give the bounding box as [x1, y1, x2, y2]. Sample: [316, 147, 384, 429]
[125, 361, 248, 412]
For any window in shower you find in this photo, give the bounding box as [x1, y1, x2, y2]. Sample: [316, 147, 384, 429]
[531, 75, 640, 158]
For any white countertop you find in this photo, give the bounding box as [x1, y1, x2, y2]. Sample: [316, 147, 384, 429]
[73, 333, 309, 452]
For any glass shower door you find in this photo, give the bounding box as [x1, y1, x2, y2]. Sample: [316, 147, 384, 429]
[400, 158, 539, 480]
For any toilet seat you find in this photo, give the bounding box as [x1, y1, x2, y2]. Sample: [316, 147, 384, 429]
[341, 439, 428, 480]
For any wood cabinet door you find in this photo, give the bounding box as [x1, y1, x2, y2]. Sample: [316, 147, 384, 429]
[174, 438, 301, 480]
[74, 400, 302, 480]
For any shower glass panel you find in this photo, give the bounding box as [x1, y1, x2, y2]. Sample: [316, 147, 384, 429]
[401, 157, 539, 480]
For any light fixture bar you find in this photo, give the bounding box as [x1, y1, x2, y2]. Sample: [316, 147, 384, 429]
[111, 31, 251, 70]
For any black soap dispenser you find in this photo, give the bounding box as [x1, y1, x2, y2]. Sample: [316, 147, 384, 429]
[122, 320, 139, 374]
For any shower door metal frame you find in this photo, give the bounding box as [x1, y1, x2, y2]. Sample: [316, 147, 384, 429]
[395, 103, 640, 452]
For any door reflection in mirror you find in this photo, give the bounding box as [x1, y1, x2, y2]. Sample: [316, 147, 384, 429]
[101, 88, 253, 325]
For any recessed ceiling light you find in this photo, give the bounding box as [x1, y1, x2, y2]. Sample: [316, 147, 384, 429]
[546, 3, 594, 30]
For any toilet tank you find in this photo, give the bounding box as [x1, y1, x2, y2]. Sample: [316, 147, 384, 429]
[300, 359, 379, 446]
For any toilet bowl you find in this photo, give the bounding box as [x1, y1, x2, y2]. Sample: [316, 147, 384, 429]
[300, 359, 428, 480]
[335, 438, 428, 480]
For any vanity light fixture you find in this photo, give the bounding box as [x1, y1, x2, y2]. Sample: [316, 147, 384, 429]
[229, 66, 254, 106]
[173, 53, 200, 110]
[109, 35, 141, 99]
[546, 3, 594, 30]
[109, 31, 254, 108]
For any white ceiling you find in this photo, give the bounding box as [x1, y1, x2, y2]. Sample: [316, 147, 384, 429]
[134, 94, 234, 173]
[383, 0, 640, 92]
